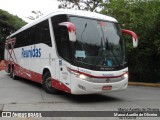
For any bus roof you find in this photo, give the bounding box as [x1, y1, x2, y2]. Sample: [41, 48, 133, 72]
[8, 9, 118, 38]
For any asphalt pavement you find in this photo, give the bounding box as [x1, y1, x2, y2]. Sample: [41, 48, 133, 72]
[0, 70, 160, 120]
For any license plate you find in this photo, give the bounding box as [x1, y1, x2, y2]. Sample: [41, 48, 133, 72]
[102, 86, 112, 90]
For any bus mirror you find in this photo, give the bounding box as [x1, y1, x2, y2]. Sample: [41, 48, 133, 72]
[122, 29, 138, 48]
[59, 22, 76, 42]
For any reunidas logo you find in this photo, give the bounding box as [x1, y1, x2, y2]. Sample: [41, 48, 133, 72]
[22, 45, 41, 58]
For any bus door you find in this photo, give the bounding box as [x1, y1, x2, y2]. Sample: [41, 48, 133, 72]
[53, 20, 75, 91]
[58, 60, 71, 88]
[57, 26, 72, 90]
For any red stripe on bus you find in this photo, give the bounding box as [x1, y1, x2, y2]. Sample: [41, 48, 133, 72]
[52, 79, 71, 93]
[5, 62, 71, 93]
[68, 68, 128, 79]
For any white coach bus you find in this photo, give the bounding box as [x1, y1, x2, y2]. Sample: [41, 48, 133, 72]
[4, 9, 138, 94]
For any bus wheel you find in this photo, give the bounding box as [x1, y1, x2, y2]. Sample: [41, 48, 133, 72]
[10, 66, 17, 80]
[43, 72, 58, 94]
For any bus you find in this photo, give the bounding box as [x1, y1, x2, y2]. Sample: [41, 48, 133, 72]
[4, 9, 138, 94]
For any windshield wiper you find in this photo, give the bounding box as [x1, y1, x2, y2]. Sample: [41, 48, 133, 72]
[106, 39, 121, 67]
[81, 23, 87, 42]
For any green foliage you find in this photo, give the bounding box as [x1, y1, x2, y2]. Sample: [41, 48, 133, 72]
[0, 9, 26, 31]
[57, 0, 105, 12]
[58, 0, 160, 82]
[0, 9, 27, 60]
[101, 0, 160, 82]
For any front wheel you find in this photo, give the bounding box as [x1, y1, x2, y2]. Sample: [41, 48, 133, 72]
[43, 72, 58, 94]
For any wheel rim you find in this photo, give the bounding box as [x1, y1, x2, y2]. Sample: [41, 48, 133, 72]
[10, 68, 13, 78]
[12, 69, 15, 78]
[45, 77, 52, 89]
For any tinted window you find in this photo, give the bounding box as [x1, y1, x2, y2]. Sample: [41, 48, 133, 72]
[35, 20, 52, 46]
[14, 20, 51, 48]
[51, 15, 70, 61]
[70, 17, 126, 71]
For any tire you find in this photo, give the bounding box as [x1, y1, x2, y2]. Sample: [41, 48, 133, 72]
[43, 71, 58, 94]
[10, 66, 17, 80]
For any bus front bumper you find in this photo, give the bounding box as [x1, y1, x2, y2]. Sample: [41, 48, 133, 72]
[70, 76, 128, 95]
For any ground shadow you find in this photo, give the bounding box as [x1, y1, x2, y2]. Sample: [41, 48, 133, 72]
[7, 74, 123, 103]
[60, 93, 122, 103]
[7, 74, 42, 89]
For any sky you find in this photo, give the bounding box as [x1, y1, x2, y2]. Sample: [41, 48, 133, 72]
[0, 0, 59, 23]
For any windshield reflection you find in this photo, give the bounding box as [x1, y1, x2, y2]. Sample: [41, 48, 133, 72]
[70, 17, 126, 71]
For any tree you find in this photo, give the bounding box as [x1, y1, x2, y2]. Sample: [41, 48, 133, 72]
[0, 9, 27, 60]
[57, 0, 107, 12]
[27, 10, 43, 20]
[101, 0, 160, 82]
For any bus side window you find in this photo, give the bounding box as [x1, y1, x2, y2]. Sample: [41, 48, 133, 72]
[16, 33, 24, 48]
[35, 20, 52, 47]
[51, 15, 70, 61]
[27, 26, 36, 45]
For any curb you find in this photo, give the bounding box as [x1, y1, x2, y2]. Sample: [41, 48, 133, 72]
[129, 82, 160, 87]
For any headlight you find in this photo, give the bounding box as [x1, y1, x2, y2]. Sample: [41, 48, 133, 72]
[78, 74, 88, 80]
[123, 73, 128, 79]
[70, 70, 89, 80]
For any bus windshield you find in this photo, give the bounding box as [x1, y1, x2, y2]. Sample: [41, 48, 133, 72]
[70, 17, 126, 71]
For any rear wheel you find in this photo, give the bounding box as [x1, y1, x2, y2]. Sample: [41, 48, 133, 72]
[10, 66, 17, 80]
[43, 71, 58, 94]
